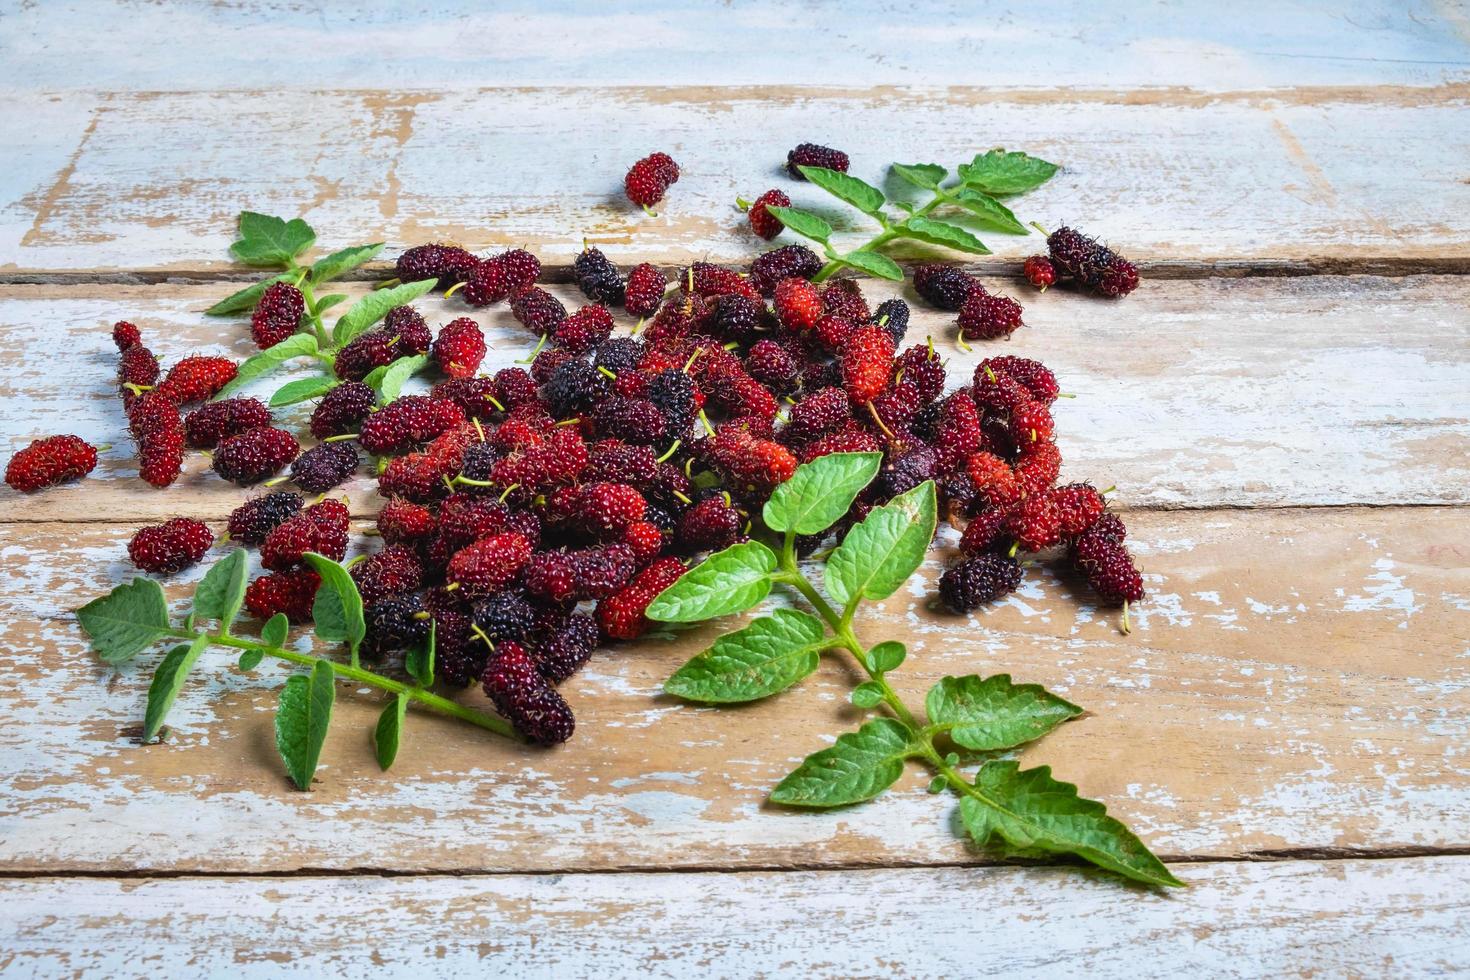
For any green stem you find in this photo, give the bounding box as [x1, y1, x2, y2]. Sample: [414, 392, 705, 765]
[164, 627, 517, 739]
[810, 186, 956, 284]
[298, 278, 332, 350]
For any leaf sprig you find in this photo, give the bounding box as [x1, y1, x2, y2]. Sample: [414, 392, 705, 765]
[762, 149, 1057, 283]
[77, 548, 515, 789]
[205, 211, 435, 407]
[649, 452, 1181, 888]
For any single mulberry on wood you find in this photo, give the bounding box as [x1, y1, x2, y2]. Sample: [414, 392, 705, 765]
[5, 435, 98, 492]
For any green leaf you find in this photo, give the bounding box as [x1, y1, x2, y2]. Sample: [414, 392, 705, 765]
[76, 578, 171, 665]
[664, 609, 826, 703]
[957, 149, 1059, 196]
[901, 216, 991, 255]
[314, 293, 349, 313]
[797, 165, 885, 216]
[769, 718, 915, 808]
[239, 648, 265, 672]
[310, 243, 384, 284]
[374, 353, 430, 403]
[230, 211, 316, 267]
[143, 634, 209, 743]
[260, 613, 289, 649]
[838, 250, 904, 281]
[947, 188, 1028, 235]
[302, 553, 366, 657]
[212, 333, 319, 401]
[960, 761, 1183, 887]
[405, 621, 435, 688]
[926, 674, 1082, 751]
[763, 205, 832, 243]
[763, 452, 882, 535]
[205, 273, 293, 316]
[333, 278, 436, 348]
[192, 549, 248, 628]
[270, 375, 336, 408]
[850, 681, 885, 708]
[867, 640, 906, 673]
[275, 660, 335, 791]
[825, 481, 937, 607]
[645, 541, 776, 623]
[891, 163, 947, 190]
[374, 693, 408, 770]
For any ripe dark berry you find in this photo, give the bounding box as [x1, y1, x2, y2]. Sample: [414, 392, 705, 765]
[494, 367, 540, 408]
[542, 359, 610, 418]
[979, 355, 1059, 405]
[596, 557, 685, 641]
[1098, 260, 1140, 299]
[782, 387, 850, 444]
[552, 304, 615, 354]
[396, 243, 479, 287]
[5, 435, 98, 492]
[624, 151, 680, 210]
[1047, 226, 1139, 298]
[895, 344, 946, 404]
[128, 518, 214, 574]
[245, 568, 320, 623]
[112, 321, 142, 351]
[959, 507, 1010, 556]
[593, 397, 667, 445]
[119, 345, 160, 394]
[496, 249, 542, 296]
[647, 369, 701, 432]
[138, 428, 185, 489]
[774, 277, 822, 331]
[510, 287, 567, 337]
[746, 188, 790, 239]
[1023, 255, 1056, 290]
[744, 339, 800, 394]
[675, 496, 742, 552]
[1009, 399, 1055, 446]
[431, 317, 487, 379]
[786, 143, 850, 179]
[550, 482, 646, 537]
[432, 376, 502, 421]
[1071, 528, 1144, 605]
[874, 298, 911, 346]
[481, 641, 574, 745]
[573, 245, 625, 305]
[251, 282, 305, 349]
[530, 614, 600, 684]
[594, 338, 646, 378]
[290, 440, 359, 493]
[938, 554, 1022, 613]
[183, 397, 273, 449]
[448, 533, 532, 595]
[839, 326, 895, 404]
[309, 381, 375, 439]
[334, 329, 403, 381]
[461, 255, 510, 306]
[156, 355, 237, 404]
[359, 395, 466, 456]
[227, 491, 303, 545]
[350, 544, 424, 605]
[261, 499, 350, 571]
[958, 291, 1025, 341]
[821, 279, 870, 325]
[912, 264, 982, 311]
[384, 306, 433, 354]
[472, 590, 536, 644]
[212, 426, 300, 485]
[624, 262, 668, 318]
[571, 543, 640, 600]
[812, 313, 856, 353]
[708, 294, 763, 345]
[364, 593, 431, 657]
[376, 496, 437, 545]
[749, 244, 822, 294]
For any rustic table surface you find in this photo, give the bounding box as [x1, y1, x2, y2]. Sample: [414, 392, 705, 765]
[1, 1, 1468, 976]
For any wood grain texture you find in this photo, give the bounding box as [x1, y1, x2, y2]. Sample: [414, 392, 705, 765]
[2, 85, 1468, 273]
[1, 276, 1465, 523]
[2, 858, 1467, 978]
[1, 506, 1464, 873]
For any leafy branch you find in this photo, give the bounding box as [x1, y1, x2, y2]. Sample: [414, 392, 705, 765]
[760, 149, 1057, 283]
[648, 452, 1181, 888]
[77, 547, 516, 790]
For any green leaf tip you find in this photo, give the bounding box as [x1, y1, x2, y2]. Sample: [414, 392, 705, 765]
[646, 540, 777, 623]
[763, 451, 882, 535]
[275, 660, 335, 790]
[664, 608, 826, 703]
[770, 717, 916, 808]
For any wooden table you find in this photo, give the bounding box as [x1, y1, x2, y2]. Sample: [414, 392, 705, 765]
[2, 2, 1468, 975]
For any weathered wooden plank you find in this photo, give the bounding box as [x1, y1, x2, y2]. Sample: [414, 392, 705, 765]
[0, 506, 1464, 874]
[1, 276, 1465, 522]
[2, 85, 1468, 273]
[1, 857, 1467, 977]
[5, 0, 1468, 91]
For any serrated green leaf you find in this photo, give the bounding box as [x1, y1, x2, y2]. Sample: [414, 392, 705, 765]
[192, 549, 248, 628]
[825, 481, 937, 607]
[901, 216, 991, 255]
[230, 212, 316, 267]
[957, 149, 1059, 196]
[891, 163, 947, 190]
[143, 633, 209, 743]
[867, 640, 906, 673]
[839, 250, 904, 281]
[302, 553, 365, 657]
[205, 273, 294, 316]
[212, 333, 319, 401]
[310, 243, 384, 284]
[797, 165, 885, 216]
[406, 621, 435, 688]
[239, 648, 265, 671]
[374, 692, 408, 770]
[314, 293, 349, 313]
[333, 278, 436, 348]
[645, 541, 776, 623]
[270, 375, 336, 408]
[850, 681, 885, 708]
[275, 660, 335, 791]
[947, 188, 1028, 235]
[374, 353, 431, 403]
[664, 609, 826, 703]
[769, 717, 915, 808]
[261, 613, 290, 649]
[76, 578, 172, 665]
[960, 761, 1182, 887]
[763, 205, 832, 243]
[762, 452, 882, 535]
[926, 674, 1081, 751]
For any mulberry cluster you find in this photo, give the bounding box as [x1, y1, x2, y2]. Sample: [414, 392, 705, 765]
[1046, 226, 1140, 298]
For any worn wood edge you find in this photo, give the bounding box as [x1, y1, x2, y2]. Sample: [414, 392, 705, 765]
[0, 857, 1465, 977]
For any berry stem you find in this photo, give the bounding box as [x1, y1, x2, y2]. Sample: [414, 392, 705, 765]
[298, 278, 332, 350]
